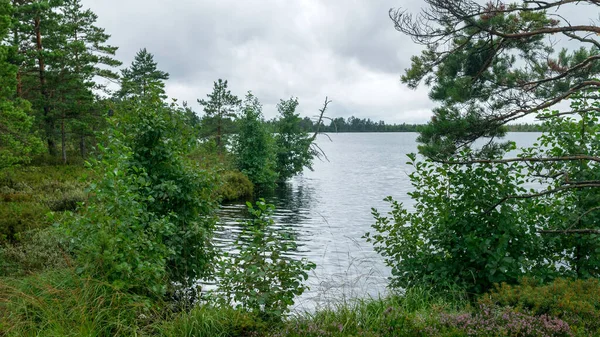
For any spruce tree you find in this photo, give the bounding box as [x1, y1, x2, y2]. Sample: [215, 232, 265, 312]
[119, 48, 169, 99]
[197, 79, 241, 150]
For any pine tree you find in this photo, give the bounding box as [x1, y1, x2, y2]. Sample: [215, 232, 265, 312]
[7, 0, 64, 156]
[6, 0, 120, 161]
[395, 0, 600, 159]
[0, 0, 42, 167]
[52, 0, 120, 162]
[118, 48, 169, 99]
[197, 79, 241, 150]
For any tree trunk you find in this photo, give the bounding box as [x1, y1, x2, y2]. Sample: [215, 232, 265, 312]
[79, 135, 86, 158]
[34, 16, 56, 156]
[216, 119, 222, 150]
[61, 116, 67, 164]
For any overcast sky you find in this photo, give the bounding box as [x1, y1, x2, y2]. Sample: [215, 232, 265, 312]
[80, 0, 434, 123]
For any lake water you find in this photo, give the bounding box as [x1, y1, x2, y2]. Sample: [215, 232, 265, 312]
[215, 132, 541, 311]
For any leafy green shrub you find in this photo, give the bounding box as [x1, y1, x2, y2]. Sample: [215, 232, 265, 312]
[480, 278, 600, 333]
[64, 97, 217, 296]
[213, 199, 316, 321]
[274, 97, 316, 182]
[365, 151, 549, 295]
[217, 170, 254, 201]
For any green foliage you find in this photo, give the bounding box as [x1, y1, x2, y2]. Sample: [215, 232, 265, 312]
[216, 170, 254, 202]
[365, 151, 548, 295]
[64, 96, 217, 296]
[367, 93, 600, 294]
[0, 0, 43, 168]
[118, 48, 169, 99]
[233, 92, 278, 186]
[481, 278, 600, 334]
[517, 93, 600, 279]
[7, 0, 120, 160]
[197, 79, 241, 149]
[274, 97, 316, 181]
[213, 199, 316, 321]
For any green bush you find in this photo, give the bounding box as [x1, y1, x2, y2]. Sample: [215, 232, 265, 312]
[217, 170, 253, 201]
[274, 97, 316, 182]
[365, 152, 546, 295]
[64, 97, 217, 297]
[213, 200, 316, 322]
[233, 92, 278, 187]
[480, 278, 600, 333]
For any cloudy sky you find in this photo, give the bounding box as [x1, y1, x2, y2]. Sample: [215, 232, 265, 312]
[80, 0, 434, 123]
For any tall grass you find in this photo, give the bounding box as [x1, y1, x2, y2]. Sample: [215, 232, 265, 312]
[0, 269, 148, 337]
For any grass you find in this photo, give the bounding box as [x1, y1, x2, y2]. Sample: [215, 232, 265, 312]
[0, 269, 147, 337]
[1, 269, 595, 336]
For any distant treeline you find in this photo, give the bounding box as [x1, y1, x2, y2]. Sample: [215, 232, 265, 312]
[279, 116, 543, 133]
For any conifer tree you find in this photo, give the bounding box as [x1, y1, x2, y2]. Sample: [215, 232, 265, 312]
[197, 79, 241, 150]
[6, 0, 120, 161]
[7, 0, 64, 156]
[119, 48, 169, 99]
[52, 0, 120, 162]
[0, 0, 42, 167]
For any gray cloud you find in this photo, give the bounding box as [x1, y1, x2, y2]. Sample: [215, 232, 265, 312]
[82, 0, 434, 123]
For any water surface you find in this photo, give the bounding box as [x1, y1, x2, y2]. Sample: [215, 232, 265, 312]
[216, 132, 540, 311]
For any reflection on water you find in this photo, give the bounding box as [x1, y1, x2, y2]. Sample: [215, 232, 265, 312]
[215, 132, 541, 311]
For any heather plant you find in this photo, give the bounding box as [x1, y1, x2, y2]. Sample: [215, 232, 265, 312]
[213, 199, 316, 321]
[480, 278, 600, 333]
[437, 305, 572, 337]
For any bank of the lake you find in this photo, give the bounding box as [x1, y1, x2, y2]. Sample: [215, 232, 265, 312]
[5, 132, 598, 337]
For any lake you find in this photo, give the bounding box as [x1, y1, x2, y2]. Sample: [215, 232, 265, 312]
[215, 132, 541, 311]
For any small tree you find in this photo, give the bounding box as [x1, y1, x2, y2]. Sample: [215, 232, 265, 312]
[214, 200, 316, 321]
[197, 79, 241, 150]
[274, 97, 316, 181]
[233, 92, 277, 186]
